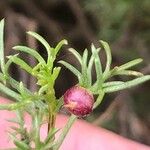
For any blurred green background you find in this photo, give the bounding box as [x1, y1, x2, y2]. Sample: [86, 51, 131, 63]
[0, 0, 150, 145]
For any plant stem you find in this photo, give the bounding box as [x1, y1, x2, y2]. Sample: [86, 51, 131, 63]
[47, 105, 56, 150]
[34, 113, 40, 149]
[48, 113, 56, 132]
[48, 109, 51, 133]
[54, 114, 77, 150]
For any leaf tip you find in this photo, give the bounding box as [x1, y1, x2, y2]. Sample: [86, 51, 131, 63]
[0, 18, 5, 25]
[63, 39, 68, 45]
[12, 46, 18, 50]
[26, 31, 33, 36]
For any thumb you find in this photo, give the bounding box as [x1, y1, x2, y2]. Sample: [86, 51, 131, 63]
[0, 97, 149, 150]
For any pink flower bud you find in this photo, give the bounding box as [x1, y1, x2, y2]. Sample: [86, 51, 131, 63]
[63, 86, 94, 116]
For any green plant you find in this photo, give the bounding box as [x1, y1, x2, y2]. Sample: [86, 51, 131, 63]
[0, 19, 150, 149]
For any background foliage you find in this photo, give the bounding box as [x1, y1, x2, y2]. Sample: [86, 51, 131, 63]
[0, 0, 150, 145]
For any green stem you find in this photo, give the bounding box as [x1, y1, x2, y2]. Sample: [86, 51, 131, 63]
[48, 114, 56, 131]
[34, 114, 40, 149]
[47, 106, 56, 150]
[54, 114, 77, 150]
[48, 106, 52, 133]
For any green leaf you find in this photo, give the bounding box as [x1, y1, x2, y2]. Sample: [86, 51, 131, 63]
[0, 82, 21, 100]
[87, 48, 100, 86]
[14, 139, 30, 150]
[87, 53, 94, 86]
[0, 19, 5, 74]
[52, 67, 61, 81]
[32, 113, 40, 148]
[38, 84, 48, 95]
[47, 55, 55, 71]
[32, 63, 43, 74]
[9, 133, 30, 150]
[5, 54, 18, 73]
[54, 39, 68, 56]
[92, 44, 102, 82]
[27, 31, 50, 51]
[68, 48, 82, 65]
[0, 100, 32, 110]
[103, 75, 150, 93]
[81, 49, 88, 86]
[43, 142, 57, 150]
[91, 44, 103, 88]
[0, 104, 11, 110]
[13, 46, 45, 64]
[0, 72, 6, 82]
[7, 118, 20, 125]
[100, 40, 112, 79]
[116, 58, 143, 71]
[114, 70, 143, 77]
[58, 60, 82, 81]
[19, 82, 29, 98]
[7, 55, 33, 74]
[27, 31, 51, 61]
[0, 19, 5, 73]
[1, 73, 31, 95]
[102, 81, 124, 88]
[93, 90, 105, 109]
[44, 128, 59, 145]
[16, 110, 24, 125]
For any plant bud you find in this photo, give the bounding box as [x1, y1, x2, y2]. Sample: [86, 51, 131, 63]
[63, 85, 94, 116]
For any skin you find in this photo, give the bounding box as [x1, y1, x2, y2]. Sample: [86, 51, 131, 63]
[0, 97, 150, 150]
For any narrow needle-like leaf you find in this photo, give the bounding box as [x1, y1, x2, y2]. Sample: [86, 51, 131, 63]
[0, 73, 31, 95]
[59, 60, 82, 81]
[27, 31, 51, 61]
[87, 48, 100, 86]
[52, 67, 61, 81]
[114, 70, 143, 77]
[5, 54, 19, 73]
[44, 128, 59, 145]
[27, 31, 50, 51]
[87, 53, 95, 86]
[91, 44, 103, 88]
[100, 41, 112, 78]
[10, 134, 30, 150]
[7, 55, 33, 74]
[103, 75, 150, 93]
[55, 39, 68, 56]
[0, 82, 21, 100]
[0, 100, 31, 110]
[91, 44, 102, 76]
[0, 19, 5, 74]
[13, 46, 45, 64]
[102, 81, 125, 88]
[116, 58, 143, 71]
[81, 49, 88, 86]
[93, 90, 105, 109]
[68, 48, 82, 65]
